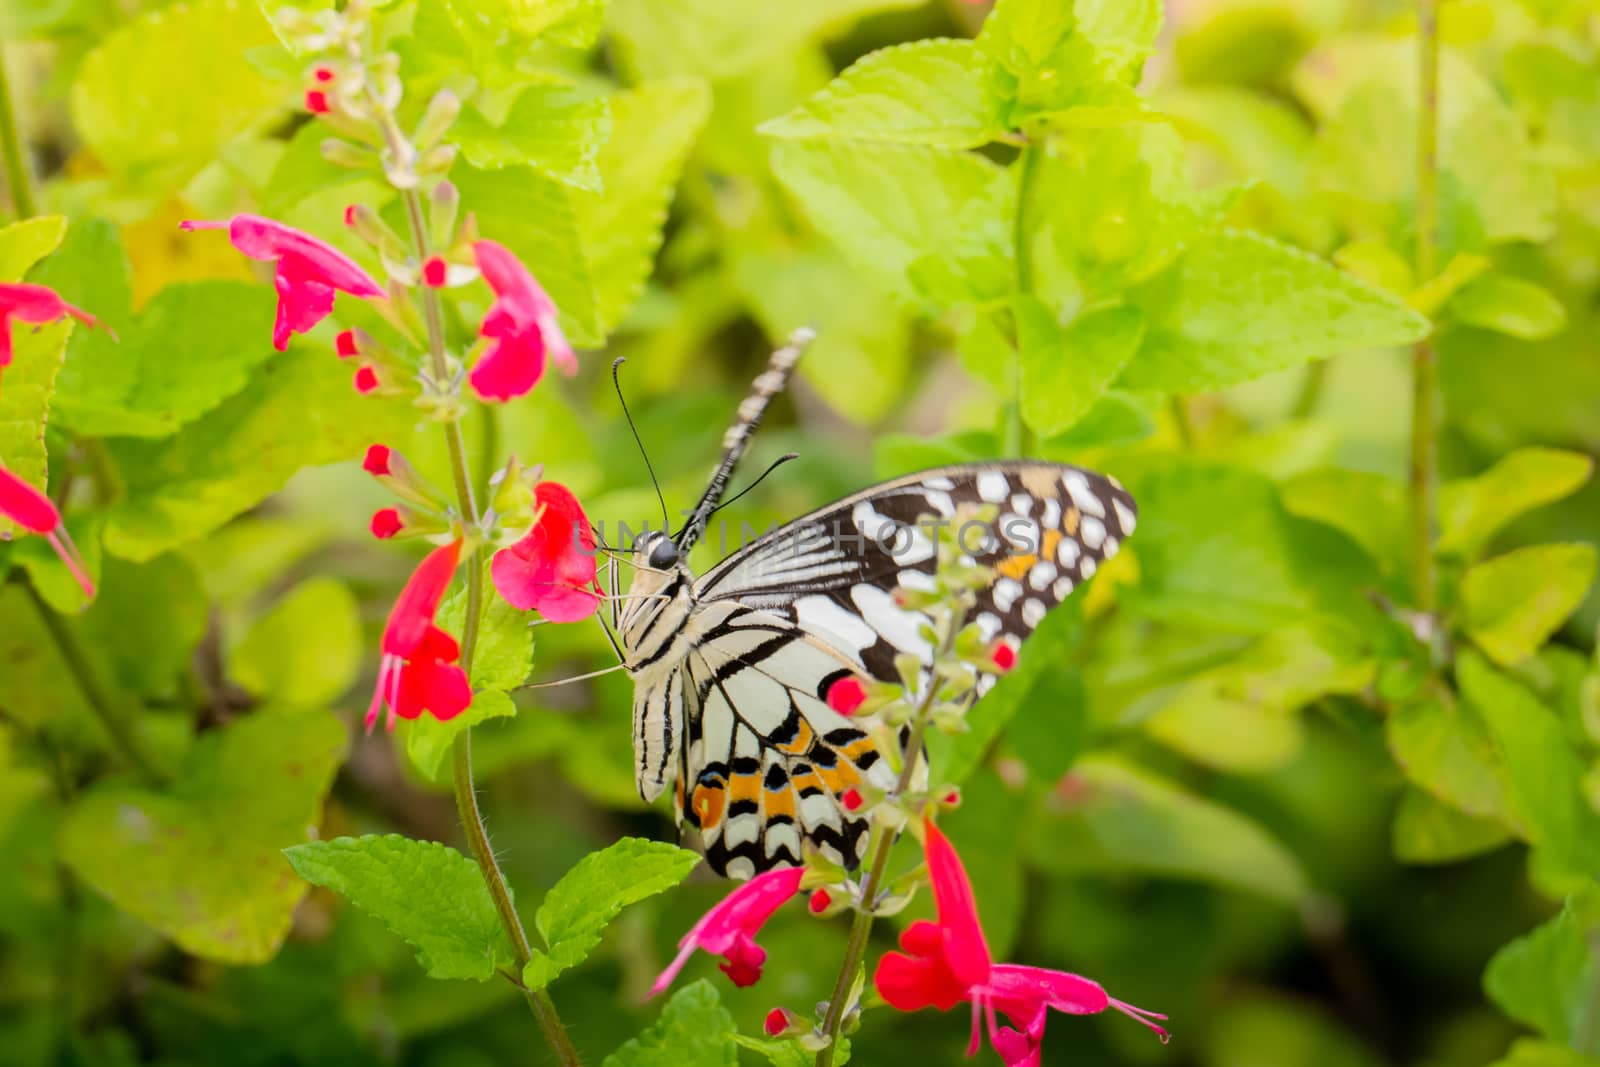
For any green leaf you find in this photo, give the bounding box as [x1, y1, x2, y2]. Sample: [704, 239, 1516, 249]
[1459, 652, 1600, 885]
[404, 689, 518, 781]
[1386, 697, 1509, 822]
[1281, 468, 1407, 573]
[1463, 544, 1598, 667]
[1484, 885, 1600, 1045]
[1438, 448, 1594, 560]
[0, 586, 94, 726]
[1022, 124, 1231, 307]
[1449, 273, 1568, 341]
[1017, 300, 1144, 437]
[1489, 1042, 1600, 1067]
[1297, 40, 1555, 253]
[602, 980, 736, 1067]
[69, 0, 285, 190]
[523, 838, 700, 990]
[103, 345, 411, 561]
[437, 566, 534, 690]
[0, 215, 66, 280]
[0, 318, 69, 539]
[730, 1035, 813, 1067]
[230, 577, 362, 707]
[455, 87, 612, 191]
[977, 0, 1162, 118]
[1028, 756, 1313, 904]
[60, 710, 345, 964]
[1391, 787, 1511, 864]
[1073, 0, 1164, 84]
[771, 140, 1013, 312]
[574, 79, 711, 336]
[77, 554, 209, 698]
[401, 0, 606, 85]
[1120, 228, 1429, 393]
[608, 0, 923, 81]
[760, 39, 1005, 148]
[283, 833, 517, 981]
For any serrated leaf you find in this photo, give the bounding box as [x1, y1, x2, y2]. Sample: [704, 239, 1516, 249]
[608, 0, 922, 81]
[1460, 652, 1600, 885]
[404, 689, 517, 781]
[230, 577, 362, 707]
[1463, 544, 1598, 666]
[0, 216, 66, 280]
[284, 834, 516, 981]
[602, 980, 736, 1067]
[771, 140, 1013, 312]
[1121, 228, 1429, 392]
[1450, 273, 1568, 340]
[1017, 300, 1143, 437]
[730, 1034, 813, 1067]
[70, 0, 285, 191]
[1028, 756, 1313, 904]
[977, 0, 1161, 118]
[1484, 885, 1600, 1044]
[1438, 448, 1594, 560]
[760, 39, 1005, 148]
[1386, 698, 1509, 821]
[455, 87, 611, 191]
[574, 78, 710, 336]
[523, 838, 700, 990]
[60, 710, 345, 964]
[103, 345, 412, 561]
[1022, 124, 1231, 307]
[1392, 787, 1511, 864]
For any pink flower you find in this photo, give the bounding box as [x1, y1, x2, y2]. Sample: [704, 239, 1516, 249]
[371, 508, 403, 539]
[0, 282, 101, 387]
[873, 820, 1166, 1065]
[467, 239, 576, 402]
[649, 867, 804, 997]
[421, 256, 448, 288]
[353, 365, 379, 394]
[335, 329, 359, 358]
[367, 540, 472, 732]
[490, 481, 601, 622]
[181, 214, 384, 351]
[305, 90, 330, 114]
[0, 465, 93, 599]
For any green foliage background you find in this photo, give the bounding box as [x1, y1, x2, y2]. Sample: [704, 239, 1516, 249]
[2, 0, 1599, 1064]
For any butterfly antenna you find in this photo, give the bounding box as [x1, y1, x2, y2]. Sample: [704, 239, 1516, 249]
[701, 452, 800, 523]
[612, 356, 670, 532]
[677, 327, 813, 553]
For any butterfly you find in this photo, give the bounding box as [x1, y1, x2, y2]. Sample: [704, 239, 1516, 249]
[613, 332, 1137, 880]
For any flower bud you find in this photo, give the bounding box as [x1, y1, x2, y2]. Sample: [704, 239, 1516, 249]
[342, 204, 408, 262]
[371, 507, 404, 539]
[305, 89, 331, 114]
[354, 365, 380, 394]
[414, 88, 461, 151]
[429, 180, 460, 252]
[417, 143, 458, 176]
[321, 137, 375, 170]
[763, 1007, 804, 1038]
[362, 444, 444, 511]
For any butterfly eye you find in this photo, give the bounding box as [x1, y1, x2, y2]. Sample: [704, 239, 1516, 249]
[648, 538, 680, 570]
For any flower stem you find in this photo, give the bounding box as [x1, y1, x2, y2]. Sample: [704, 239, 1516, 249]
[1409, 0, 1441, 616]
[22, 582, 165, 784]
[815, 686, 940, 1067]
[383, 111, 581, 1066]
[0, 47, 38, 219]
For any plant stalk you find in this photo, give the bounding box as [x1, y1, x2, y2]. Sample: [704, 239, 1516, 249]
[23, 582, 165, 784]
[0, 47, 38, 219]
[815, 689, 939, 1067]
[386, 110, 580, 1064]
[1409, 0, 1441, 615]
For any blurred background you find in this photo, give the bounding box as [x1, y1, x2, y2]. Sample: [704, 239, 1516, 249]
[2, 0, 1598, 1064]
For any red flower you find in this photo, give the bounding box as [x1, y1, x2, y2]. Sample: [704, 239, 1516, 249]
[649, 867, 804, 998]
[312, 65, 335, 82]
[0, 465, 93, 599]
[841, 788, 864, 812]
[181, 215, 384, 351]
[421, 256, 448, 288]
[489, 481, 601, 622]
[353, 365, 379, 394]
[335, 329, 359, 358]
[467, 240, 576, 402]
[808, 888, 832, 915]
[366, 540, 471, 732]
[763, 1007, 798, 1037]
[363, 444, 393, 477]
[873, 819, 1166, 1065]
[371, 508, 403, 539]
[990, 641, 1017, 672]
[825, 675, 867, 715]
[305, 90, 330, 114]
[0, 282, 101, 386]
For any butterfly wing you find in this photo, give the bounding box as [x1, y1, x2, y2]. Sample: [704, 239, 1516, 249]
[694, 462, 1137, 690]
[674, 602, 895, 879]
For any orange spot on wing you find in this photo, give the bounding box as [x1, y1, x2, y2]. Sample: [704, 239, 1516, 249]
[776, 719, 815, 755]
[840, 737, 877, 764]
[764, 787, 795, 820]
[729, 774, 762, 808]
[692, 782, 726, 831]
[997, 553, 1037, 580]
[818, 764, 861, 795]
[1063, 508, 1080, 536]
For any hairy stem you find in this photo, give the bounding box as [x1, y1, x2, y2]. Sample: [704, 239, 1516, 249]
[1409, 0, 1440, 615]
[381, 104, 580, 1064]
[24, 582, 165, 784]
[0, 48, 38, 219]
[815, 685, 940, 1067]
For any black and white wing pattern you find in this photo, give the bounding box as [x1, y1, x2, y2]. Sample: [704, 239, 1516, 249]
[651, 463, 1135, 878]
